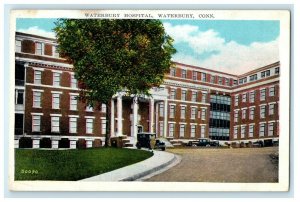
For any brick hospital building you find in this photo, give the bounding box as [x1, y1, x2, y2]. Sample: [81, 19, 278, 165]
[14, 32, 280, 148]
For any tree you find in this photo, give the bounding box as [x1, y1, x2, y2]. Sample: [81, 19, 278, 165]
[54, 19, 176, 146]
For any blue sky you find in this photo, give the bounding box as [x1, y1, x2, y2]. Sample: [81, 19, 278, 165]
[16, 18, 279, 74]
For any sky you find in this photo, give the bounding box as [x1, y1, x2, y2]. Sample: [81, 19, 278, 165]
[16, 18, 279, 75]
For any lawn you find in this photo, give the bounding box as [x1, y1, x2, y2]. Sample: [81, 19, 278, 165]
[15, 147, 153, 181]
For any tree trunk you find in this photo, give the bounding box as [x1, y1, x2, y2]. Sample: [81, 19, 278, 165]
[104, 101, 111, 147]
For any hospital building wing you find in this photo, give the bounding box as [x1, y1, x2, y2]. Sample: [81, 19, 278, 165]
[14, 32, 280, 148]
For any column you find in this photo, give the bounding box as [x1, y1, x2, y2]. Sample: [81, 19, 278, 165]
[133, 97, 138, 143]
[86, 139, 93, 148]
[32, 138, 40, 149]
[110, 99, 115, 137]
[14, 139, 19, 148]
[149, 98, 155, 133]
[163, 99, 168, 138]
[117, 94, 123, 136]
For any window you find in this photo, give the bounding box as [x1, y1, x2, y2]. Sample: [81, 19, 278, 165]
[70, 74, 77, 88]
[235, 95, 239, 106]
[268, 122, 274, 136]
[275, 67, 280, 74]
[259, 123, 266, 137]
[86, 105, 94, 112]
[33, 91, 41, 108]
[53, 72, 61, 87]
[239, 77, 247, 84]
[190, 125, 196, 138]
[200, 125, 206, 138]
[242, 93, 247, 102]
[15, 89, 24, 105]
[53, 45, 59, 57]
[269, 86, 275, 96]
[181, 90, 187, 101]
[69, 117, 77, 133]
[51, 116, 60, 132]
[249, 91, 255, 103]
[211, 75, 215, 83]
[269, 104, 275, 115]
[201, 73, 206, 82]
[261, 70, 270, 78]
[249, 74, 257, 81]
[101, 119, 107, 134]
[170, 68, 176, 76]
[233, 80, 238, 86]
[180, 106, 186, 119]
[34, 70, 42, 84]
[191, 107, 197, 119]
[101, 104, 107, 113]
[52, 93, 60, 109]
[234, 127, 238, 139]
[192, 71, 197, 80]
[266, 70, 270, 76]
[241, 126, 245, 138]
[191, 91, 197, 102]
[70, 95, 77, 110]
[260, 89, 266, 101]
[159, 103, 164, 117]
[16, 40, 22, 52]
[234, 111, 238, 122]
[218, 77, 223, 85]
[86, 118, 94, 134]
[260, 105, 266, 118]
[181, 69, 187, 78]
[32, 115, 41, 132]
[169, 105, 175, 118]
[249, 125, 254, 137]
[170, 88, 176, 99]
[35, 42, 43, 55]
[159, 122, 164, 136]
[180, 124, 185, 137]
[249, 107, 255, 120]
[225, 78, 230, 86]
[201, 108, 206, 120]
[202, 93, 207, 103]
[169, 123, 175, 137]
[242, 109, 246, 119]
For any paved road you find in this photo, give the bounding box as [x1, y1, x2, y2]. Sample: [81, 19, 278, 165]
[145, 147, 278, 182]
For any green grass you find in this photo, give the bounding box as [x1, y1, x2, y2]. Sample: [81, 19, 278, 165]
[15, 147, 153, 181]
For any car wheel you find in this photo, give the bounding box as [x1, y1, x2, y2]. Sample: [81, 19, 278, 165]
[206, 144, 211, 147]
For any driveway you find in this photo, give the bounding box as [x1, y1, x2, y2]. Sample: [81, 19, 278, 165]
[145, 147, 278, 182]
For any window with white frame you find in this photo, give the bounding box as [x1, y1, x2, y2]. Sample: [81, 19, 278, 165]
[242, 109, 246, 119]
[259, 123, 266, 137]
[181, 90, 187, 101]
[180, 106, 186, 119]
[169, 105, 175, 118]
[202, 93, 207, 103]
[170, 88, 176, 99]
[86, 105, 94, 112]
[191, 107, 197, 119]
[225, 78, 229, 86]
[211, 75, 215, 83]
[51, 116, 60, 132]
[260, 105, 266, 118]
[249, 107, 255, 120]
[15, 89, 24, 105]
[269, 103, 275, 115]
[159, 122, 164, 136]
[190, 125, 196, 138]
[53, 45, 59, 57]
[191, 91, 197, 102]
[181, 69, 187, 78]
[201, 108, 206, 120]
[275, 67, 280, 74]
[101, 119, 107, 134]
[192, 71, 197, 80]
[34, 70, 42, 85]
[241, 125, 245, 138]
[249, 125, 254, 137]
[242, 93, 247, 102]
[200, 125, 205, 138]
[33, 91, 42, 108]
[32, 115, 41, 132]
[35, 42, 43, 55]
[249, 91, 255, 103]
[218, 77, 223, 85]
[70, 95, 77, 110]
[53, 72, 61, 87]
[102, 104, 107, 113]
[235, 95, 239, 106]
[180, 124, 185, 137]
[268, 122, 274, 136]
[201, 73, 206, 82]
[69, 117, 77, 133]
[269, 86, 275, 96]
[234, 111, 238, 122]
[52, 93, 60, 109]
[234, 127, 238, 139]
[169, 123, 175, 137]
[159, 103, 164, 117]
[15, 40, 22, 52]
[170, 68, 176, 76]
[260, 89, 266, 101]
[86, 118, 94, 134]
[70, 74, 77, 88]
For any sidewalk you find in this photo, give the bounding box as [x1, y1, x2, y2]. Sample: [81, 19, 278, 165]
[80, 150, 180, 181]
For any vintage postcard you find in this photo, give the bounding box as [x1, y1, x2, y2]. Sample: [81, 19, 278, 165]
[9, 10, 290, 191]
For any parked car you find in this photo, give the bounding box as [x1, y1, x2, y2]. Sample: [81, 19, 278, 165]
[136, 132, 166, 151]
[196, 138, 219, 147]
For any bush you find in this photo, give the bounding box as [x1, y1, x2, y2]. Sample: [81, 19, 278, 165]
[19, 137, 32, 148]
[77, 139, 86, 149]
[93, 139, 102, 148]
[40, 138, 52, 148]
[59, 138, 70, 148]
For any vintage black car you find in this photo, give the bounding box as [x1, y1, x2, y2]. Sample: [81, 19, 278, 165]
[136, 132, 166, 151]
[193, 138, 219, 147]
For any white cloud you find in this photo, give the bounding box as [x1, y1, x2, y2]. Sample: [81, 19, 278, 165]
[17, 26, 56, 39]
[165, 22, 279, 75]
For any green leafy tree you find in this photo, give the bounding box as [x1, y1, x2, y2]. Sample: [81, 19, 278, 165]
[54, 19, 176, 146]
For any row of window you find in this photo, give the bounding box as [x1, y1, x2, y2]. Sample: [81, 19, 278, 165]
[239, 67, 279, 84]
[234, 103, 277, 122]
[159, 104, 207, 120]
[233, 121, 278, 139]
[158, 122, 206, 138]
[32, 114, 106, 134]
[16, 40, 59, 58]
[169, 88, 207, 103]
[234, 86, 276, 106]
